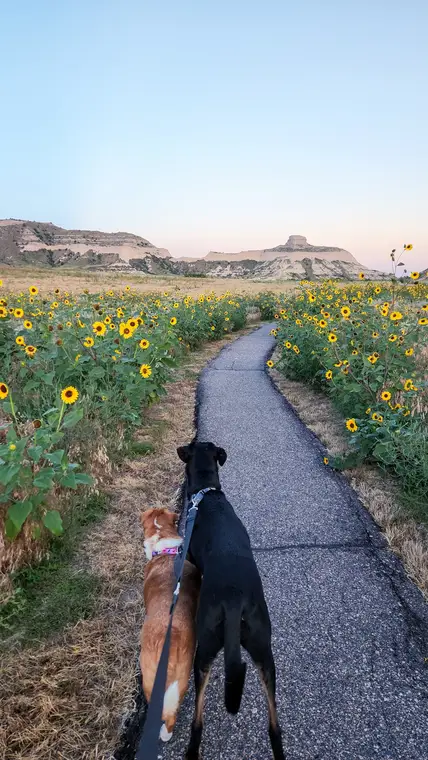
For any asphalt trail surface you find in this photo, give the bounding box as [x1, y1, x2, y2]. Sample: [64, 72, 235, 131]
[160, 324, 428, 760]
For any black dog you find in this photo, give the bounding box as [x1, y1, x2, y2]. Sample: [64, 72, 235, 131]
[177, 441, 285, 760]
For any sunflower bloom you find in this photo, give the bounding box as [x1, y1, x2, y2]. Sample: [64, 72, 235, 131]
[328, 333, 337, 343]
[170, 317, 177, 326]
[346, 418, 358, 432]
[266, 360, 274, 368]
[139, 363, 152, 378]
[139, 338, 150, 350]
[410, 272, 420, 280]
[0, 382, 9, 399]
[29, 286, 39, 295]
[323, 457, 329, 465]
[16, 336, 25, 346]
[325, 370, 333, 380]
[93, 321, 107, 336]
[61, 386, 79, 404]
[380, 391, 391, 401]
[419, 317, 428, 326]
[25, 345, 37, 357]
[341, 306, 351, 318]
[23, 320, 32, 329]
[390, 311, 403, 321]
[14, 308, 24, 318]
[403, 379, 414, 391]
[84, 336, 95, 348]
[404, 244, 413, 250]
[405, 348, 414, 356]
[358, 273, 365, 279]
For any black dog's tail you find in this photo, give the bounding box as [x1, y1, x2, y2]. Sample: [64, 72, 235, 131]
[224, 604, 247, 714]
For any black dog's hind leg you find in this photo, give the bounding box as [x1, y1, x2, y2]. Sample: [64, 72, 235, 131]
[185, 637, 222, 760]
[242, 632, 286, 760]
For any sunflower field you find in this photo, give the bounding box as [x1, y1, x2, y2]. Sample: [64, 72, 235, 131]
[270, 276, 428, 512]
[0, 282, 247, 548]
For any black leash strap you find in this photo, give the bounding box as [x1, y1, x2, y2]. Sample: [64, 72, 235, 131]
[135, 487, 214, 759]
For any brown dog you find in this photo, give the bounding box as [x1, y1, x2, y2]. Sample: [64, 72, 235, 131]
[140, 508, 200, 741]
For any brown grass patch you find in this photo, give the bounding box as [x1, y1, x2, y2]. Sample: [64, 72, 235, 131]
[0, 325, 258, 760]
[269, 353, 428, 599]
[0, 266, 297, 297]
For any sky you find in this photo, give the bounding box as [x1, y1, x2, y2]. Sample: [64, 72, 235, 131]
[0, 0, 427, 272]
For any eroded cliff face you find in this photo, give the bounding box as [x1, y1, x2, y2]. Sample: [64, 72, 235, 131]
[0, 221, 385, 280]
[202, 235, 359, 264]
[0, 220, 170, 267]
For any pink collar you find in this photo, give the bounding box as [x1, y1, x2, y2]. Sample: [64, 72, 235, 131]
[152, 546, 180, 558]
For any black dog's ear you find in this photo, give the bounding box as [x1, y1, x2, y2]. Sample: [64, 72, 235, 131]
[215, 446, 227, 466]
[177, 445, 192, 463]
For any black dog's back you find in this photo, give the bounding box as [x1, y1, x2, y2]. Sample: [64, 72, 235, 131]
[189, 490, 272, 714]
[178, 442, 285, 760]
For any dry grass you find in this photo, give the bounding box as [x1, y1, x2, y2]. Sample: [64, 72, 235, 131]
[0, 326, 257, 760]
[0, 266, 297, 297]
[269, 353, 428, 599]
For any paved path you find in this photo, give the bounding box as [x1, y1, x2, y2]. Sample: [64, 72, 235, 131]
[162, 325, 428, 760]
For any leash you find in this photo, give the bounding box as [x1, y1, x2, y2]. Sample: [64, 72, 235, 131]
[135, 487, 215, 759]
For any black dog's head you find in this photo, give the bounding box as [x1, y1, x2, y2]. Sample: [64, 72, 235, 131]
[177, 441, 227, 495]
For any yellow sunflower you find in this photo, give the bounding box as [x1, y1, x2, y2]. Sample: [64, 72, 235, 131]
[404, 244, 413, 250]
[29, 286, 39, 295]
[405, 347, 413, 356]
[14, 308, 24, 318]
[23, 320, 32, 329]
[410, 272, 419, 280]
[139, 338, 150, 350]
[358, 273, 365, 280]
[83, 336, 95, 348]
[319, 319, 327, 328]
[367, 355, 378, 364]
[61, 386, 79, 404]
[390, 311, 403, 321]
[345, 418, 358, 432]
[388, 334, 397, 342]
[0, 306, 7, 318]
[325, 370, 333, 380]
[0, 382, 9, 399]
[285, 341, 292, 349]
[419, 317, 428, 325]
[380, 391, 391, 401]
[323, 457, 329, 465]
[327, 333, 337, 343]
[266, 360, 274, 368]
[25, 345, 37, 357]
[93, 321, 107, 336]
[403, 379, 414, 391]
[293, 345, 300, 354]
[341, 306, 351, 318]
[16, 336, 26, 346]
[139, 363, 152, 378]
[170, 317, 177, 326]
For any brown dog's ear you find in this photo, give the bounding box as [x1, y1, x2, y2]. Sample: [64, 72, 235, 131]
[140, 509, 154, 531]
[215, 446, 227, 466]
[177, 445, 192, 463]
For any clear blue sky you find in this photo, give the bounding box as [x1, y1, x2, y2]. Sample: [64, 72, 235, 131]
[1, 0, 427, 271]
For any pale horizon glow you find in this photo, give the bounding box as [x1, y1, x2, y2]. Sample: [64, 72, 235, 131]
[1, 1, 427, 273]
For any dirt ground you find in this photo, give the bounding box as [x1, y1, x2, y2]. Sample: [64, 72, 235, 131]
[0, 266, 297, 296]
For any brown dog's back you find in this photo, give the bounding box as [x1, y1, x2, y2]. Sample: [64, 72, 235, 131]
[140, 509, 200, 741]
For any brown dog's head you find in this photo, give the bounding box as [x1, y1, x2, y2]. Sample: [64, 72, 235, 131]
[141, 508, 182, 560]
[177, 441, 227, 496]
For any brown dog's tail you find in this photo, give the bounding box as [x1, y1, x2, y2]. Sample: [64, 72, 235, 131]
[224, 603, 247, 714]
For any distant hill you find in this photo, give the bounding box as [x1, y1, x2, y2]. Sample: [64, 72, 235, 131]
[0, 221, 386, 280]
[0, 219, 170, 268]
